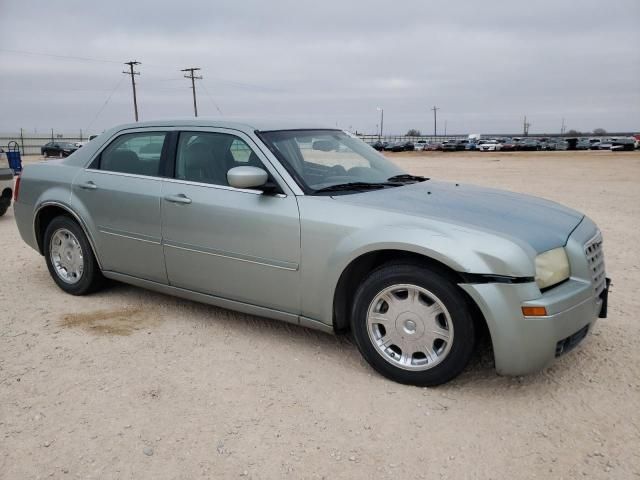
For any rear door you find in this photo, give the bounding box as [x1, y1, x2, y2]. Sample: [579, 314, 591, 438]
[160, 128, 301, 313]
[72, 129, 171, 283]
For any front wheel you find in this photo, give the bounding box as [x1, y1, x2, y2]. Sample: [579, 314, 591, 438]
[44, 216, 104, 295]
[351, 263, 475, 386]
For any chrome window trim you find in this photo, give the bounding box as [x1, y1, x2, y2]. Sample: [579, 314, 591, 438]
[163, 176, 286, 197]
[82, 168, 286, 197]
[84, 168, 164, 181]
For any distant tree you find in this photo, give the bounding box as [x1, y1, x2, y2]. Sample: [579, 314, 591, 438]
[406, 129, 421, 136]
[593, 128, 607, 135]
[566, 129, 582, 136]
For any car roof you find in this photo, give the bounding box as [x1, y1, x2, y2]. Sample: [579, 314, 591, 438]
[112, 117, 336, 133]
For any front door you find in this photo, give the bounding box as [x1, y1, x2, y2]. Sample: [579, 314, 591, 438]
[72, 130, 169, 283]
[161, 129, 301, 314]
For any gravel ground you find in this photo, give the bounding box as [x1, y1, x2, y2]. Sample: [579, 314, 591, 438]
[1, 150, 639, 479]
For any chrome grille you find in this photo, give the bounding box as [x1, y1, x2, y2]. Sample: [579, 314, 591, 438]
[585, 233, 606, 296]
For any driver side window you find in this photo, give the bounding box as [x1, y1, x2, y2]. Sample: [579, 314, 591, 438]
[175, 132, 264, 186]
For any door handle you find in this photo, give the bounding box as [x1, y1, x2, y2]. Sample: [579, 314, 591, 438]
[79, 181, 97, 190]
[164, 194, 192, 205]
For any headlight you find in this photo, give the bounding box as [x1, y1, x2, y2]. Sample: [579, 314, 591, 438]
[535, 247, 570, 290]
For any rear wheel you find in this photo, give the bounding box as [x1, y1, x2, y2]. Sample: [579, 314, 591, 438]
[44, 216, 104, 295]
[351, 263, 475, 386]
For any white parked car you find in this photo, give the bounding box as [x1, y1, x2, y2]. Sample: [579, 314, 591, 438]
[414, 140, 427, 151]
[0, 149, 14, 217]
[478, 140, 503, 152]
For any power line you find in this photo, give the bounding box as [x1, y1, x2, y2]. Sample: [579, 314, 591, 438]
[0, 48, 123, 64]
[0, 48, 281, 93]
[123, 61, 141, 122]
[181, 67, 203, 117]
[200, 82, 224, 115]
[85, 75, 127, 132]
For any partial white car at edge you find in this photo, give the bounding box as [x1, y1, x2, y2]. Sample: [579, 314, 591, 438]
[0, 149, 14, 216]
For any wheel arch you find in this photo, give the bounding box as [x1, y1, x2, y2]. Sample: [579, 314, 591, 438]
[332, 249, 490, 344]
[34, 202, 102, 269]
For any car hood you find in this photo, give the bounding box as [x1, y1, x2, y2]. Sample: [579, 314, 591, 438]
[333, 180, 584, 253]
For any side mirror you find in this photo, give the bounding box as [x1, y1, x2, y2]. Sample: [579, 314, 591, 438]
[227, 166, 269, 189]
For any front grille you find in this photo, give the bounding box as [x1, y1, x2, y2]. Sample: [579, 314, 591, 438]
[585, 232, 606, 296]
[555, 324, 590, 357]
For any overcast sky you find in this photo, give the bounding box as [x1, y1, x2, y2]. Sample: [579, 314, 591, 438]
[0, 0, 638, 135]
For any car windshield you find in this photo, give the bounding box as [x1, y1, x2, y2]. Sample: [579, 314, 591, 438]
[260, 129, 405, 193]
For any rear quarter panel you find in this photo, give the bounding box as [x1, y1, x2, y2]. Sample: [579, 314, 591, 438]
[14, 160, 81, 252]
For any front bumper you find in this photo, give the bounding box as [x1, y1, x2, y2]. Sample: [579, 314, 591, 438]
[459, 216, 608, 376]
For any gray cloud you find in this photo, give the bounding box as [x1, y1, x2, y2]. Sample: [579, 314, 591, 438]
[0, 0, 638, 135]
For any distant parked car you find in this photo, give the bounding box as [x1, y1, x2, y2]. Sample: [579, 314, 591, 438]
[0, 149, 13, 217]
[387, 141, 414, 152]
[576, 139, 591, 150]
[611, 138, 635, 151]
[478, 140, 503, 152]
[518, 139, 541, 151]
[500, 139, 518, 151]
[442, 140, 465, 152]
[543, 139, 569, 151]
[590, 139, 612, 150]
[41, 142, 78, 158]
[371, 140, 386, 151]
[414, 140, 427, 151]
[424, 142, 442, 151]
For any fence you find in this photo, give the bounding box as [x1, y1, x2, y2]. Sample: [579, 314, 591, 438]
[356, 134, 467, 144]
[0, 132, 92, 156]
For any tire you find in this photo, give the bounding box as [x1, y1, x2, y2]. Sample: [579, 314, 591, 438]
[350, 263, 475, 386]
[44, 216, 104, 295]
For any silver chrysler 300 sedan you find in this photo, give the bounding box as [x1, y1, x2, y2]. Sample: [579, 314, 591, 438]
[13, 120, 610, 386]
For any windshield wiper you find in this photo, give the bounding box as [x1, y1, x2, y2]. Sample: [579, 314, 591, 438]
[387, 174, 428, 183]
[314, 182, 398, 193]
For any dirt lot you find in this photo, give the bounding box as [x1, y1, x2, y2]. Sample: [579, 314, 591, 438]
[1, 150, 639, 479]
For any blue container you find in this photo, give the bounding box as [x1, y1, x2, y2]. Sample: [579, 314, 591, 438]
[6, 141, 22, 174]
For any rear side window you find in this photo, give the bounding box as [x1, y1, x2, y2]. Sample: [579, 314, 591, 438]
[99, 132, 167, 176]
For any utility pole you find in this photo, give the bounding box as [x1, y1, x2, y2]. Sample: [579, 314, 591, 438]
[523, 115, 531, 137]
[123, 61, 141, 122]
[444, 120, 447, 137]
[182, 67, 203, 117]
[431, 106, 439, 137]
[377, 107, 384, 139]
[561, 118, 566, 135]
